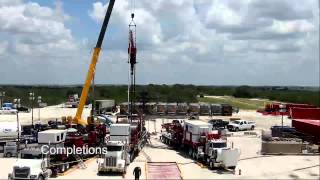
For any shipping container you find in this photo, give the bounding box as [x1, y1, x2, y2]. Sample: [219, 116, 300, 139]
[290, 108, 320, 120]
[292, 119, 320, 143]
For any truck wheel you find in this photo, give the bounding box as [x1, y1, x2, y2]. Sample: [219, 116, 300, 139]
[59, 164, 65, 173]
[209, 160, 214, 170]
[5, 152, 12, 157]
[38, 175, 44, 180]
[130, 154, 134, 162]
[235, 127, 239, 132]
[192, 151, 197, 160]
[251, 126, 255, 130]
[65, 163, 69, 170]
[188, 148, 193, 157]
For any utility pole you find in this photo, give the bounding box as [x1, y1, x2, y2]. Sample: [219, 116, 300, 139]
[37, 96, 42, 122]
[279, 104, 286, 137]
[29, 92, 35, 127]
[14, 98, 20, 155]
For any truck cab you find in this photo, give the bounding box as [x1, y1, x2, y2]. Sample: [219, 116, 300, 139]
[98, 141, 128, 174]
[8, 148, 51, 180]
[204, 139, 240, 170]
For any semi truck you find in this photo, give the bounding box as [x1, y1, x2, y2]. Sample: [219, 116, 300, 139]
[161, 120, 240, 170]
[98, 116, 147, 174]
[8, 130, 70, 180]
[98, 124, 130, 174]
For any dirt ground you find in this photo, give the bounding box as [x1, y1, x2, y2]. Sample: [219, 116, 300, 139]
[0, 106, 319, 179]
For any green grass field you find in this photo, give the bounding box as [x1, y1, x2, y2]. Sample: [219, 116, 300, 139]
[198, 96, 275, 110]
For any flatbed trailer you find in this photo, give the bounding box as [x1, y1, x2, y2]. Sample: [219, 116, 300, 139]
[146, 162, 182, 180]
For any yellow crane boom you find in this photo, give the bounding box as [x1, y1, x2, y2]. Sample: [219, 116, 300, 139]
[74, 0, 116, 126]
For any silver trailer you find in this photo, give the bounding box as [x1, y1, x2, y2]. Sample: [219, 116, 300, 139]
[199, 103, 210, 115]
[211, 104, 222, 116]
[95, 99, 115, 114]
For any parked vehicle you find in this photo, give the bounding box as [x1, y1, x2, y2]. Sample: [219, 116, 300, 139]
[65, 94, 79, 108]
[8, 153, 52, 180]
[99, 116, 147, 174]
[98, 124, 131, 174]
[4, 141, 17, 157]
[208, 119, 229, 130]
[227, 120, 255, 131]
[161, 120, 240, 170]
[0, 122, 21, 145]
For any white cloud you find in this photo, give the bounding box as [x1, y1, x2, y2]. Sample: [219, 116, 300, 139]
[0, 41, 8, 55]
[0, 0, 318, 86]
[0, 0, 77, 58]
[87, 0, 318, 86]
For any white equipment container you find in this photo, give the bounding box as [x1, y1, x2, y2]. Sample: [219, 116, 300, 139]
[184, 120, 212, 143]
[110, 124, 130, 143]
[0, 122, 21, 140]
[38, 129, 67, 144]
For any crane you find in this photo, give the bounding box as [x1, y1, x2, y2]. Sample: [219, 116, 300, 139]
[74, 0, 116, 126]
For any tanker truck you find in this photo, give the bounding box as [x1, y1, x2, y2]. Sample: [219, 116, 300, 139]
[0, 122, 21, 145]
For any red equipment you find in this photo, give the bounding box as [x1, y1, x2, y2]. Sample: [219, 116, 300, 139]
[290, 108, 320, 120]
[258, 103, 317, 116]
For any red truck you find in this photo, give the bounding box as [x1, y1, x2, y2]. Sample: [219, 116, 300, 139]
[161, 120, 240, 170]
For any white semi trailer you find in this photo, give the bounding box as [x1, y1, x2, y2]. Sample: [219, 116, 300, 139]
[0, 122, 21, 144]
[98, 124, 130, 174]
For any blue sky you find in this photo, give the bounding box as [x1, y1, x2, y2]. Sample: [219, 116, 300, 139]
[0, 0, 319, 86]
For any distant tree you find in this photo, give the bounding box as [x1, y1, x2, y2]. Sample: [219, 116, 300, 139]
[233, 86, 254, 98]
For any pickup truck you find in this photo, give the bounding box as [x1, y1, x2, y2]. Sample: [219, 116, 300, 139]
[208, 119, 229, 130]
[227, 120, 255, 131]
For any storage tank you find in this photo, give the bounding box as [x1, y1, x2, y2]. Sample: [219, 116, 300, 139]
[157, 103, 167, 115]
[189, 103, 200, 115]
[177, 103, 188, 115]
[167, 103, 177, 115]
[199, 103, 210, 115]
[211, 104, 222, 116]
[0, 122, 21, 141]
